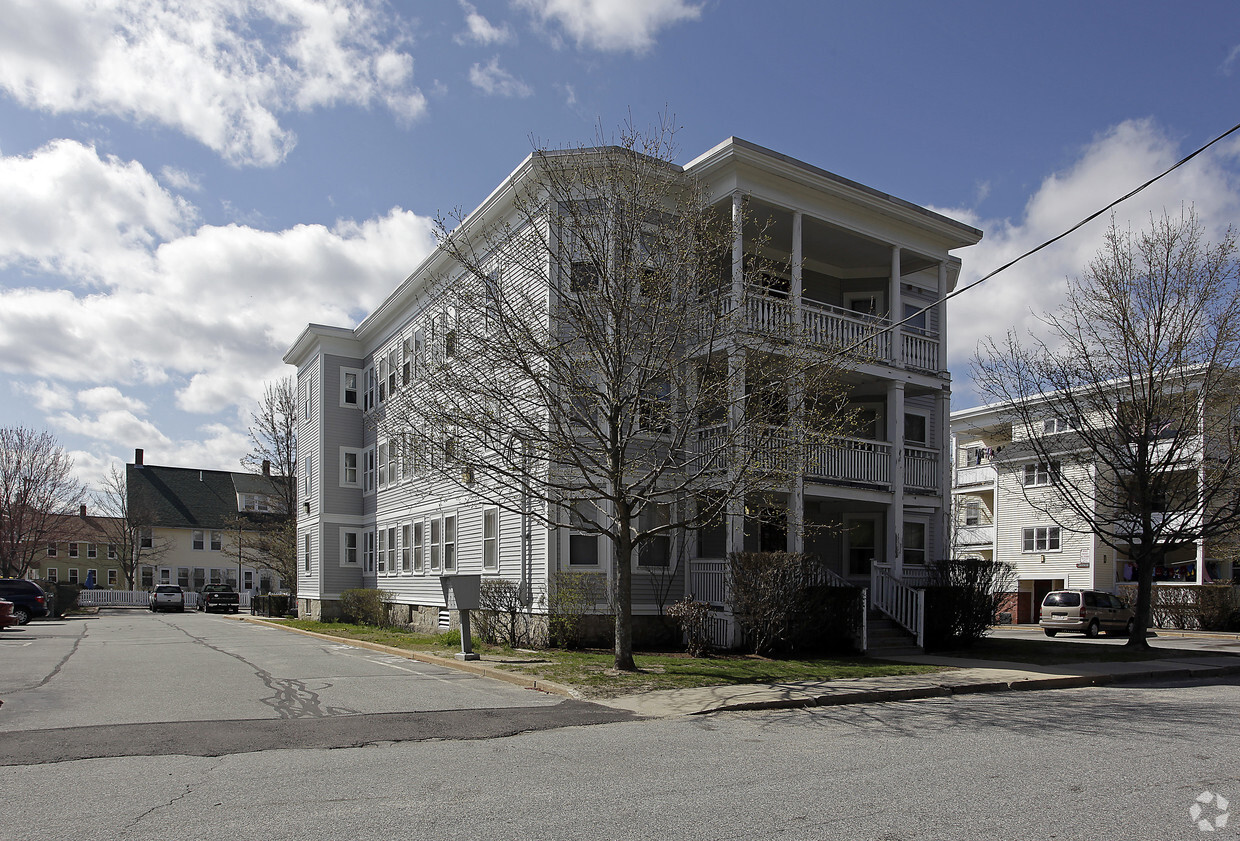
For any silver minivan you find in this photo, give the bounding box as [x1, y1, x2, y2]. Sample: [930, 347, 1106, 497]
[1040, 589, 1135, 637]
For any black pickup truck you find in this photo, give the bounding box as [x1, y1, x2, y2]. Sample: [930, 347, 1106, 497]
[198, 584, 240, 614]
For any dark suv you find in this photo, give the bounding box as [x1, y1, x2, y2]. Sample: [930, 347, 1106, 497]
[0, 579, 54, 625]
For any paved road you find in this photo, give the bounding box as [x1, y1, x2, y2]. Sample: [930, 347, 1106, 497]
[2, 665, 1237, 840]
[0, 610, 631, 763]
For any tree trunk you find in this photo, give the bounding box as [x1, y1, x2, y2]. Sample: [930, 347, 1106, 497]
[613, 529, 636, 671]
[1126, 546, 1158, 649]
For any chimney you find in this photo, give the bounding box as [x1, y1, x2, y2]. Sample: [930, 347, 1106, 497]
[79, 504, 87, 518]
[135, 448, 144, 466]
[262, 459, 271, 477]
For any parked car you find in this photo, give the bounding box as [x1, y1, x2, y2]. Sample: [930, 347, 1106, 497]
[198, 584, 240, 614]
[0, 598, 18, 629]
[0, 579, 54, 625]
[149, 584, 185, 613]
[1040, 589, 1135, 637]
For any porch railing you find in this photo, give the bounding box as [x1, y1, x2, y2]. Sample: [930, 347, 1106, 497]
[903, 446, 940, 492]
[870, 563, 925, 649]
[688, 559, 728, 607]
[693, 424, 893, 488]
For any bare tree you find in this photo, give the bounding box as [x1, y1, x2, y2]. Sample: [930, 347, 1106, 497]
[241, 377, 297, 517]
[93, 464, 168, 589]
[973, 210, 1240, 647]
[380, 121, 854, 669]
[228, 378, 299, 595]
[0, 427, 86, 579]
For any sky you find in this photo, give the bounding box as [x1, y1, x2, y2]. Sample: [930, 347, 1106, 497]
[1, 0, 1239, 488]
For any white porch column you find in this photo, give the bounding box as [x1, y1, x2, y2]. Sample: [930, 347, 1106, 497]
[731, 192, 744, 311]
[887, 380, 906, 578]
[789, 209, 805, 554]
[889, 246, 903, 367]
[726, 348, 746, 556]
[936, 261, 949, 375]
[936, 387, 951, 563]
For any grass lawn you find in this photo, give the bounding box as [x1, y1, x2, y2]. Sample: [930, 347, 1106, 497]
[267, 619, 945, 699]
[936, 635, 1238, 666]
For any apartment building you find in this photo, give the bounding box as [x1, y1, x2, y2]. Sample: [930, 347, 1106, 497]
[287, 138, 982, 644]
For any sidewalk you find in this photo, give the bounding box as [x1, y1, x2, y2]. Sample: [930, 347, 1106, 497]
[597, 653, 1240, 717]
[238, 616, 1240, 719]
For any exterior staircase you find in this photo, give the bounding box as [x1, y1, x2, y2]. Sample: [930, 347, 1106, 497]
[865, 614, 923, 659]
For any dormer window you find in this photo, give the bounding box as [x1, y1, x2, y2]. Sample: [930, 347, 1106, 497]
[240, 493, 272, 513]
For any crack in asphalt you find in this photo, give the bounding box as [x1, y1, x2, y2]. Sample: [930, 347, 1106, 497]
[159, 615, 360, 719]
[3, 622, 87, 693]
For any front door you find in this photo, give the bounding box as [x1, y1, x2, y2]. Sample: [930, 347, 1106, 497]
[1032, 579, 1055, 622]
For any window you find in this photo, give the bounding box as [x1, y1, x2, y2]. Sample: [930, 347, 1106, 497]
[903, 521, 927, 565]
[443, 515, 456, 572]
[342, 531, 358, 565]
[210, 531, 222, 551]
[401, 524, 411, 573]
[241, 494, 272, 512]
[386, 526, 397, 574]
[46, 567, 58, 583]
[413, 521, 424, 573]
[568, 501, 599, 566]
[377, 528, 387, 573]
[141, 566, 154, 588]
[387, 348, 398, 395]
[904, 412, 928, 446]
[69, 542, 79, 558]
[86, 568, 98, 584]
[429, 518, 441, 571]
[377, 356, 387, 404]
[401, 435, 414, 481]
[68, 568, 79, 584]
[444, 329, 457, 359]
[107, 569, 118, 586]
[1023, 462, 1060, 486]
[964, 501, 981, 527]
[569, 260, 599, 293]
[1022, 526, 1061, 552]
[243, 570, 253, 590]
[1043, 416, 1078, 434]
[301, 381, 312, 425]
[363, 531, 375, 572]
[342, 449, 360, 486]
[482, 509, 499, 571]
[141, 528, 153, 549]
[193, 530, 205, 551]
[377, 442, 388, 489]
[363, 366, 376, 411]
[46, 542, 57, 557]
[304, 454, 314, 498]
[210, 568, 222, 585]
[638, 505, 671, 567]
[902, 302, 928, 335]
[363, 447, 376, 492]
[402, 338, 411, 385]
[304, 533, 312, 573]
[342, 369, 360, 407]
[107, 543, 117, 559]
[87, 543, 97, 559]
[386, 442, 398, 486]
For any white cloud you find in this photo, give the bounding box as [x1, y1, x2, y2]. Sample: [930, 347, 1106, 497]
[0, 142, 437, 460]
[457, 1, 512, 45]
[160, 166, 202, 193]
[514, 0, 701, 53]
[469, 56, 532, 97]
[942, 119, 1240, 408]
[0, 0, 426, 167]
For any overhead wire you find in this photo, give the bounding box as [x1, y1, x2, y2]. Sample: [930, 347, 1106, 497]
[847, 119, 1240, 352]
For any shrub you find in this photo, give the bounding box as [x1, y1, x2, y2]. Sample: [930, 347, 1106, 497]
[923, 558, 1016, 649]
[728, 552, 861, 656]
[547, 571, 604, 648]
[1117, 583, 1238, 630]
[339, 588, 392, 626]
[477, 578, 534, 647]
[666, 597, 712, 657]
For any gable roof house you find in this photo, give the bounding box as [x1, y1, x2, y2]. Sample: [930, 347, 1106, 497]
[126, 449, 292, 593]
[28, 505, 127, 588]
[286, 138, 982, 649]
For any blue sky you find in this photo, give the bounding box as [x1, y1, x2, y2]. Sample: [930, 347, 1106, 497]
[1, 0, 1239, 486]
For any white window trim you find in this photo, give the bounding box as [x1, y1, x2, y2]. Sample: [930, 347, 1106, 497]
[903, 408, 930, 447]
[902, 517, 929, 566]
[413, 520, 425, 574]
[482, 507, 499, 572]
[1022, 525, 1062, 553]
[341, 447, 362, 488]
[566, 502, 602, 568]
[363, 446, 376, 494]
[843, 514, 880, 578]
[341, 367, 362, 408]
[340, 529, 360, 567]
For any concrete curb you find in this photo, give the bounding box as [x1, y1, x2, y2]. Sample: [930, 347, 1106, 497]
[234, 615, 582, 700]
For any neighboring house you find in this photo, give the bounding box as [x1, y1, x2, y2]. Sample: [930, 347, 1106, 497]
[951, 397, 1238, 624]
[125, 449, 292, 594]
[286, 137, 982, 644]
[28, 505, 127, 588]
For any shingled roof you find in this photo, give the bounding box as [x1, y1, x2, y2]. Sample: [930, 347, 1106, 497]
[126, 462, 291, 530]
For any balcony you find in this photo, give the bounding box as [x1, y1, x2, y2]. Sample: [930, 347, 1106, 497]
[693, 425, 941, 492]
[954, 524, 995, 548]
[954, 464, 997, 488]
[717, 289, 941, 373]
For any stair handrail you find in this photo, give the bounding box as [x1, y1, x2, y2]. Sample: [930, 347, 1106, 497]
[869, 565, 925, 649]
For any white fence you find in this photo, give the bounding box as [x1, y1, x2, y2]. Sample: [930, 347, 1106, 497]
[870, 563, 925, 649]
[76, 590, 254, 610]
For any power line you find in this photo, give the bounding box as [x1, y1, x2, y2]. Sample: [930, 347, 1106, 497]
[853, 119, 1240, 351]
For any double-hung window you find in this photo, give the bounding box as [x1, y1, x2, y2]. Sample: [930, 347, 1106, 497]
[377, 528, 387, 573]
[1022, 526, 1061, 552]
[401, 524, 411, 573]
[363, 447, 376, 493]
[443, 515, 456, 572]
[341, 369, 360, 407]
[1023, 462, 1059, 487]
[413, 521, 424, 573]
[482, 508, 499, 571]
[377, 442, 388, 489]
[193, 531, 205, 551]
